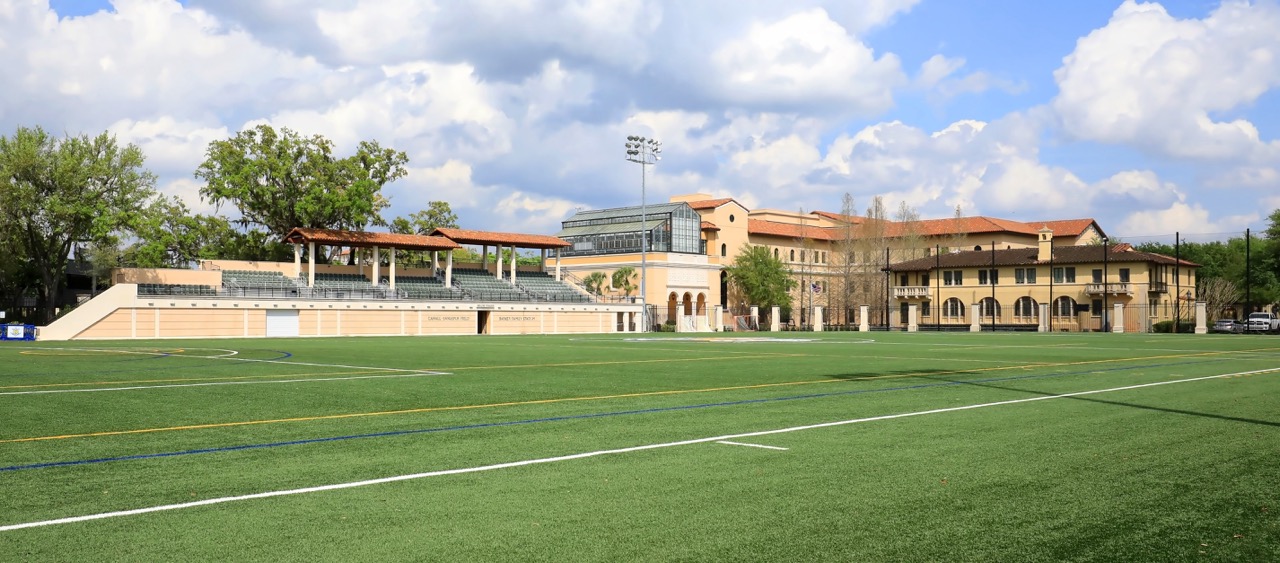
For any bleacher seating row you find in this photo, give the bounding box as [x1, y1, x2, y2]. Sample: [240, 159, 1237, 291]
[138, 284, 218, 296]
[146, 268, 595, 303]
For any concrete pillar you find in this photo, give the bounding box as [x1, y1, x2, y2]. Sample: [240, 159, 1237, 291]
[481, 245, 488, 271]
[907, 304, 918, 332]
[813, 306, 824, 332]
[432, 251, 439, 273]
[555, 249, 562, 281]
[495, 246, 503, 279]
[445, 252, 453, 287]
[372, 246, 380, 285]
[307, 242, 316, 287]
[1112, 302, 1125, 333]
[859, 305, 869, 332]
[510, 247, 517, 282]
[1195, 301, 1208, 334]
[1038, 303, 1050, 332]
[714, 305, 724, 332]
[970, 303, 981, 332]
[293, 244, 302, 278]
[540, 249, 547, 272]
[389, 247, 396, 290]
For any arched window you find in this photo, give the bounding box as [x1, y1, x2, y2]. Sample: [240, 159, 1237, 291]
[720, 243, 727, 257]
[943, 298, 965, 320]
[790, 249, 795, 261]
[1054, 296, 1077, 317]
[774, 248, 779, 259]
[1014, 297, 1037, 321]
[979, 297, 1001, 319]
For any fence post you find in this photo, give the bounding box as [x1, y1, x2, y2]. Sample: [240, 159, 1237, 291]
[1194, 301, 1207, 334]
[907, 304, 918, 332]
[768, 306, 779, 332]
[1112, 303, 1125, 333]
[970, 303, 981, 332]
[813, 306, 824, 332]
[714, 305, 724, 332]
[1037, 303, 1049, 332]
[859, 305, 869, 332]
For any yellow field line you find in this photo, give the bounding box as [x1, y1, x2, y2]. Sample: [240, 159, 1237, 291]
[0, 370, 400, 391]
[1, 348, 1254, 445]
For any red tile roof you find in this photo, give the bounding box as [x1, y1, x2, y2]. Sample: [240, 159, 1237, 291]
[747, 219, 841, 241]
[701, 221, 720, 231]
[887, 244, 1199, 271]
[429, 227, 569, 249]
[809, 212, 1103, 239]
[687, 198, 743, 210]
[283, 227, 460, 251]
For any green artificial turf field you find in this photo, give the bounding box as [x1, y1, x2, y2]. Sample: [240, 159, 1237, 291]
[1, 332, 1278, 561]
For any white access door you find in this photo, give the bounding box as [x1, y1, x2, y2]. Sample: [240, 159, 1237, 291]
[265, 310, 300, 337]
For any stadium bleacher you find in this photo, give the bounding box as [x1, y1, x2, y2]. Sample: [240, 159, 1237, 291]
[137, 283, 218, 296]
[513, 271, 592, 302]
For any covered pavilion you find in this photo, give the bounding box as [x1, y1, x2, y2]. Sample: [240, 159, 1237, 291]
[282, 227, 570, 290]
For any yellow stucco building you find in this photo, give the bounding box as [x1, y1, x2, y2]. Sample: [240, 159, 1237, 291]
[555, 193, 1193, 331]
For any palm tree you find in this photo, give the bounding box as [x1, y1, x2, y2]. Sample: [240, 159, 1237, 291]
[611, 266, 636, 297]
[583, 271, 607, 295]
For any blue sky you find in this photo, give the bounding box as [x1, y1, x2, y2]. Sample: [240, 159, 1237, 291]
[8, 1, 1280, 243]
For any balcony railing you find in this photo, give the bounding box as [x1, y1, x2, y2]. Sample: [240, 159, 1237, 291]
[893, 286, 931, 299]
[1085, 283, 1133, 295]
[1148, 282, 1168, 293]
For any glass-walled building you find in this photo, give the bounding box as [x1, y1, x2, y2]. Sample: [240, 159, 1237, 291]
[558, 202, 704, 256]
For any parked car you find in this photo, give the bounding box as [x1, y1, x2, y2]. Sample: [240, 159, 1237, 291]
[1211, 319, 1244, 334]
[1245, 312, 1280, 333]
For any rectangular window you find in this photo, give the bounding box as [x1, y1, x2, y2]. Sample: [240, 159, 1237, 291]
[1065, 267, 1075, 283]
[979, 270, 988, 285]
[944, 271, 961, 286]
[921, 273, 929, 286]
[1014, 268, 1034, 284]
[900, 274, 909, 287]
[1092, 269, 1103, 283]
[1119, 268, 1130, 283]
[979, 269, 998, 285]
[922, 301, 931, 316]
[1053, 267, 1063, 283]
[1026, 269, 1036, 284]
[1091, 299, 1103, 317]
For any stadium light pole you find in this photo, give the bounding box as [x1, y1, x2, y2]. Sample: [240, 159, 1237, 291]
[625, 136, 661, 331]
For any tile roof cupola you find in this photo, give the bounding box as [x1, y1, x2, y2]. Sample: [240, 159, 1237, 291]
[1038, 227, 1054, 262]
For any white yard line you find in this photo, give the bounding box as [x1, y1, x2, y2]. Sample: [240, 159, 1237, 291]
[9, 345, 435, 374]
[715, 440, 789, 451]
[0, 371, 451, 396]
[2, 366, 1277, 533]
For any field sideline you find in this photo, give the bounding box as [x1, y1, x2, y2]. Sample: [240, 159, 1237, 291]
[1, 332, 1278, 561]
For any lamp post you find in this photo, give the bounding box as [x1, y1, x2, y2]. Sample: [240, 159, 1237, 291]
[625, 135, 661, 331]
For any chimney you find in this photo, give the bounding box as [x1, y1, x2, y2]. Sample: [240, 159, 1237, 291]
[1037, 227, 1053, 262]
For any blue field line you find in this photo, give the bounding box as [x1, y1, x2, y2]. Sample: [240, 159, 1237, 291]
[0, 357, 1229, 473]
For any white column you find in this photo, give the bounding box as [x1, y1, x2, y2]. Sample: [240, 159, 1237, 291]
[1194, 301, 1207, 334]
[510, 247, 517, 281]
[1112, 302, 1125, 333]
[445, 252, 453, 287]
[307, 242, 316, 287]
[766, 306, 778, 332]
[389, 246, 397, 290]
[293, 244, 301, 278]
[372, 246, 380, 285]
[859, 305, 869, 332]
[1038, 303, 1050, 332]
[481, 245, 488, 271]
[907, 304, 918, 332]
[555, 249, 562, 281]
[814, 306, 824, 332]
[714, 305, 724, 332]
[970, 303, 981, 332]
[432, 251, 439, 273]
[495, 246, 503, 280]
[540, 249, 547, 272]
